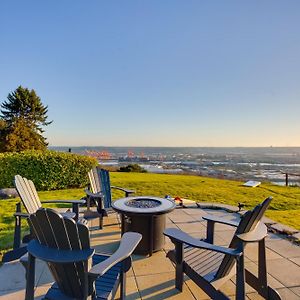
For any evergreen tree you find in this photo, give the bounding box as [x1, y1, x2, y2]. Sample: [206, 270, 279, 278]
[0, 119, 6, 152]
[0, 86, 52, 152]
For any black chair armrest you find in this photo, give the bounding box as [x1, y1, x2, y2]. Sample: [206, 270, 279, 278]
[84, 189, 103, 199]
[164, 228, 241, 257]
[88, 232, 142, 277]
[203, 215, 239, 227]
[237, 222, 267, 243]
[41, 199, 86, 205]
[27, 240, 94, 263]
[14, 212, 30, 218]
[111, 186, 135, 197]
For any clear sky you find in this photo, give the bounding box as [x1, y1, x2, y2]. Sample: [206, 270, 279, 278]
[1, 1, 300, 147]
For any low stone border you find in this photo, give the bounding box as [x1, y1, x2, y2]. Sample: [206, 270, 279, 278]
[183, 200, 300, 245]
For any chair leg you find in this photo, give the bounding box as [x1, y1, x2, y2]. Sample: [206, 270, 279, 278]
[120, 258, 131, 300]
[120, 272, 126, 300]
[206, 220, 215, 244]
[13, 215, 21, 249]
[95, 197, 104, 229]
[25, 253, 35, 300]
[236, 253, 245, 300]
[258, 239, 268, 296]
[83, 264, 89, 300]
[99, 215, 103, 229]
[13, 202, 22, 249]
[86, 195, 91, 210]
[175, 242, 184, 291]
[72, 203, 79, 221]
[258, 239, 282, 299]
[267, 287, 282, 300]
[245, 238, 274, 299]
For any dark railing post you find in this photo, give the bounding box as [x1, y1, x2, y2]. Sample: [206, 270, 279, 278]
[285, 173, 289, 186]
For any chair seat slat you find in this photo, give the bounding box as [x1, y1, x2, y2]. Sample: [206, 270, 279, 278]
[185, 248, 213, 266]
[193, 256, 224, 276]
[185, 248, 224, 278]
[185, 249, 222, 265]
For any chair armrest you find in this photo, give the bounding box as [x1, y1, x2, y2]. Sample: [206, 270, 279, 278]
[41, 199, 86, 205]
[27, 240, 94, 263]
[111, 186, 135, 196]
[203, 215, 239, 227]
[14, 212, 30, 218]
[88, 232, 142, 277]
[237, 222, 267, 243]
[164, 228, 241, 257]
[84, 189, 103, 199]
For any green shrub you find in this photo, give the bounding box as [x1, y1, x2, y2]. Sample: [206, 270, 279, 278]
[0, 150, 98, 190]
[118, 164, 147, 173]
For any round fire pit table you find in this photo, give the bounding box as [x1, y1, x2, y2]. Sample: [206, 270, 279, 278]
[112, 196, 176, 256]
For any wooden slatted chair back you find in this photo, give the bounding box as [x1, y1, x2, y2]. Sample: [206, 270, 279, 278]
[215, 197, 272, 279]
[14, 175, 42, 214]
[28, 208, 91, 298]
[88, 168, 101, 194]
[87, 167, 114, 209]
[97, 168, 112, 209]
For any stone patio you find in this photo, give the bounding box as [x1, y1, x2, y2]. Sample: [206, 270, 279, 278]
[0, 203, 299, 299]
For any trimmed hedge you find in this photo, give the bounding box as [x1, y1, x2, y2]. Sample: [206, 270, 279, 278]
[0, 150, 98, 190]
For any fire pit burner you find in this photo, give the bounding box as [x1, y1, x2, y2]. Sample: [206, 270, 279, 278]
[125, 198, 161, 208]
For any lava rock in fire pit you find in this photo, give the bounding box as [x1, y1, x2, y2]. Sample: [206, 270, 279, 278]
[125, 199, 161, 208]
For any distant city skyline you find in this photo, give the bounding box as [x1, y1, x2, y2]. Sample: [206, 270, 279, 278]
[1, 1, 300, 147]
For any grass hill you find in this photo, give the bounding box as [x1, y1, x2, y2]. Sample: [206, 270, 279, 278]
[0, 172, 299, 255]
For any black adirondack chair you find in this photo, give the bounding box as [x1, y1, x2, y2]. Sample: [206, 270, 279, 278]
[84, 167, 135, 229]
[164, 197, 282, 300]
[2, 175, 85, 263]
[23, 208, 142, 300]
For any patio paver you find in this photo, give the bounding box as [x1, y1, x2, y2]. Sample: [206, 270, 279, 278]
[0, 206, 299, 299]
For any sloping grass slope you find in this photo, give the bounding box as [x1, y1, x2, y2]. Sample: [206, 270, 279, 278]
[0, 172, 299, 255]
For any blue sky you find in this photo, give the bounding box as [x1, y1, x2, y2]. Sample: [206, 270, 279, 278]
[1, 1, 300, 147]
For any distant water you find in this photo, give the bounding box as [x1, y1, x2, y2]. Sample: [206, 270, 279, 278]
[49, 146, 300, 157]
[49, 146, 300, 184]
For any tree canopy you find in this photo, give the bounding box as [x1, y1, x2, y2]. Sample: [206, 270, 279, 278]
[0, 86, 52, 152]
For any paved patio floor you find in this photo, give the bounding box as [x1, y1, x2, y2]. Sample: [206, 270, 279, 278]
[0, 204, 299, 299]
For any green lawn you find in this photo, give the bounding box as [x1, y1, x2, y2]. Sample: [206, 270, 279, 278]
[0, 172, 299, 257]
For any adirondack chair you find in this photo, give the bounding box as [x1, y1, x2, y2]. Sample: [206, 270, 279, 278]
[24, 208, 142, 300]
[164, 197, 282, 300]
[2, 175, 85, 263]
[84, 167, 135, 229]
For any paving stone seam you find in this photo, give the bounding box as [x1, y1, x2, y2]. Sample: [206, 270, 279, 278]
[131, 264, 143, 300]
[258, 258, 299, 288]
[276, 287, 300, 298]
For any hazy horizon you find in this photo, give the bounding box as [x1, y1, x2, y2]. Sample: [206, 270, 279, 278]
[51, 145, 300, 148]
